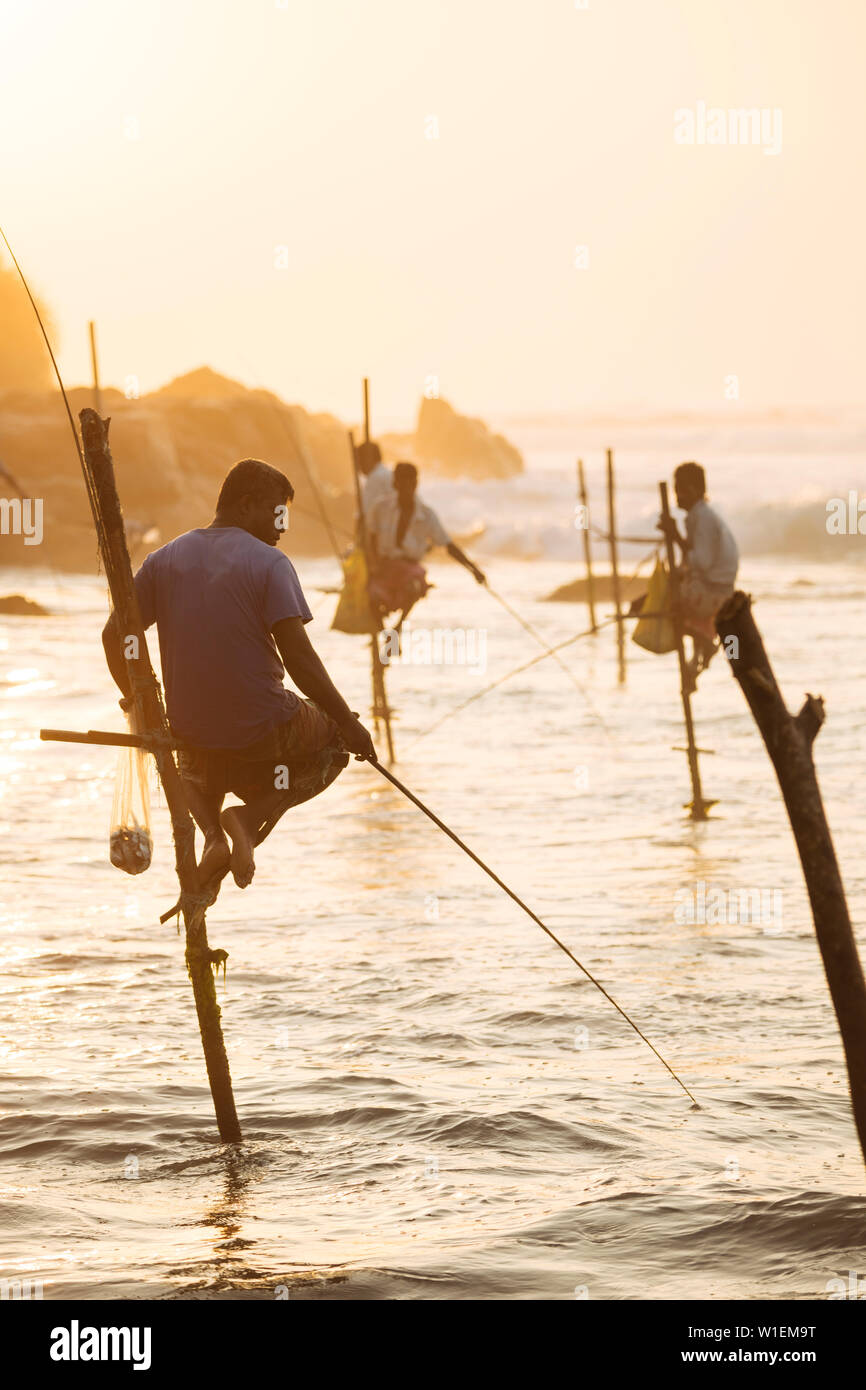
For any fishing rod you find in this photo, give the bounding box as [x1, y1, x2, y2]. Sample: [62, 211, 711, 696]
[235, 348, 350, 566]
[292, 502, 353, 547]
[363, 755, 697, 1106]
[282, 410, 345, 563]
[0, 224, 100, 531]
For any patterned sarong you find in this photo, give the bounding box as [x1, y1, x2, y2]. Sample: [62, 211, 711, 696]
[176, 699, 349, 807]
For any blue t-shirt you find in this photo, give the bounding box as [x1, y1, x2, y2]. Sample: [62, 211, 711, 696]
[134, 527, 313, 749]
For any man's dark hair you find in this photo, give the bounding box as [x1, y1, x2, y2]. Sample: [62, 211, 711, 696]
[216, 459, 293, 512]
[394, 461, 418, 488]
[674, 461, 706, 496]
[357, 440, 382, 472]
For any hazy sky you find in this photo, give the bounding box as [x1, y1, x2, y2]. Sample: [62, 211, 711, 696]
[2, 0, 864, 424]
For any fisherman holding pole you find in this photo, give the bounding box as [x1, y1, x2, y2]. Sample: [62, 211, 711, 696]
[101, 457, 375, 890]
[367, 461, 486, 634]
[657, 462, 739, 692]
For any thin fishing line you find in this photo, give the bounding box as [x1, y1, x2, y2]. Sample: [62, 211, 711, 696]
[364, 756, 697, 1105]
[292, 501, 353, 545]
[406, 546, 659, 751]
[483, 582, 612, 737]
[0, 224, 101, 532]
[283, 411, 346, 563]
[235, 348, 347, 564]
[484, 582, 592, 698]
[406, 616, 619, 751]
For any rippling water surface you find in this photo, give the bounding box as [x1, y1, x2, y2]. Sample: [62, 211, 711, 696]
[3, 446, 866, 1299]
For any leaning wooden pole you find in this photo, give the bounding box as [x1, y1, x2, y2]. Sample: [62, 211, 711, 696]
[88, 320, 102, 417]
[659, 481, 710, 822]
[606, 449, 625, 682]
[79, 408, 242, 1143]
[716, 591, 866, 1167]
[577, 459, 597, 634]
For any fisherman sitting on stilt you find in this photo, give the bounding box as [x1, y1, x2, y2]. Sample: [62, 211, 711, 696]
[355, 439, 393, 519]
[102, 458, 375, 891]
[367, 462, 486, 650]
[657, 461, 739, 693]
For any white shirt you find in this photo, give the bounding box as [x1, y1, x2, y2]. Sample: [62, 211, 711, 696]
[685, 499, 739, 588]
[368, 493, 451, 562]
[362, 462, 393, 516]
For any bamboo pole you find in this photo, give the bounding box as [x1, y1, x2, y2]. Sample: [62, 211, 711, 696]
[88, 321, 102, 417]
[659, 481, 710, 822]
[577, 459, 597, 634]
[79, 409, 242, 1143]
[716, 591, 866, 1167]
[41, 728, 169, 749]
[606, 449, 625, 682]
[347, 429, 395, 762]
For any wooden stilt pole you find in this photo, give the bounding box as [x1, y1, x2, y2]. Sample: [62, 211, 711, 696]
[371, 632, 395, 763]
[363, 377, 371, 445]
[79, 409, 242, 1143]
[88, 321, 102, 417]
[717, 591, 866, 1167]
[577, 458, 597, 634]
[659, 481, 711, 821]
[606, 449, 625, 682]
[348, 426, 395, 762]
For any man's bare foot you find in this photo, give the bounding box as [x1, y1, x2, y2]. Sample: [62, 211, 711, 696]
[220, 806, 256, 888]
[199, 830, 230, 888]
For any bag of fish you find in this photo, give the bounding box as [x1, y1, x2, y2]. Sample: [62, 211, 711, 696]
[109, 719, 154, 874]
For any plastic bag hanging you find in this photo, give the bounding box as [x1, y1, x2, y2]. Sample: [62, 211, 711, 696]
[109, 712, 153, 874]
[331, 546, 376, 634]
[632, 559, 677, 654]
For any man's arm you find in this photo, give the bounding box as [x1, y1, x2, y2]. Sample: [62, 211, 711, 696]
[446, 541, 485, 585]
[271, 617, 376, 759]
[102, 612, 133, 705]
[657, 515, 688, 559]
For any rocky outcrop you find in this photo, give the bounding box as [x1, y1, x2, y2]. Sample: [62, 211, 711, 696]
[413, 397, 523, 479]
[0, 593, 49, 615]
[0, 372, 356, 570]
[0, 369, 523, 572]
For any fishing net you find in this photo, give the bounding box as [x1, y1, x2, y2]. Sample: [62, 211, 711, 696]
[109, 713, 153, 875]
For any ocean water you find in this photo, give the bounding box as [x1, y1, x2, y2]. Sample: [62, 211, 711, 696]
[2, 422, 866, 1301]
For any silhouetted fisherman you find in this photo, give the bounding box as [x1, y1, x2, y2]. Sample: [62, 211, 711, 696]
[102, 458, 375, 890]
[366, 461, 486, 635]
[658, 460, 739, 691]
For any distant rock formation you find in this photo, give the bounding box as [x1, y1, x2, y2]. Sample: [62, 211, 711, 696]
[0, 368, 523, 572]
[414, 397, 523, 479]
[0, 593, 49, 615]
[543, 573, 647, 604]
